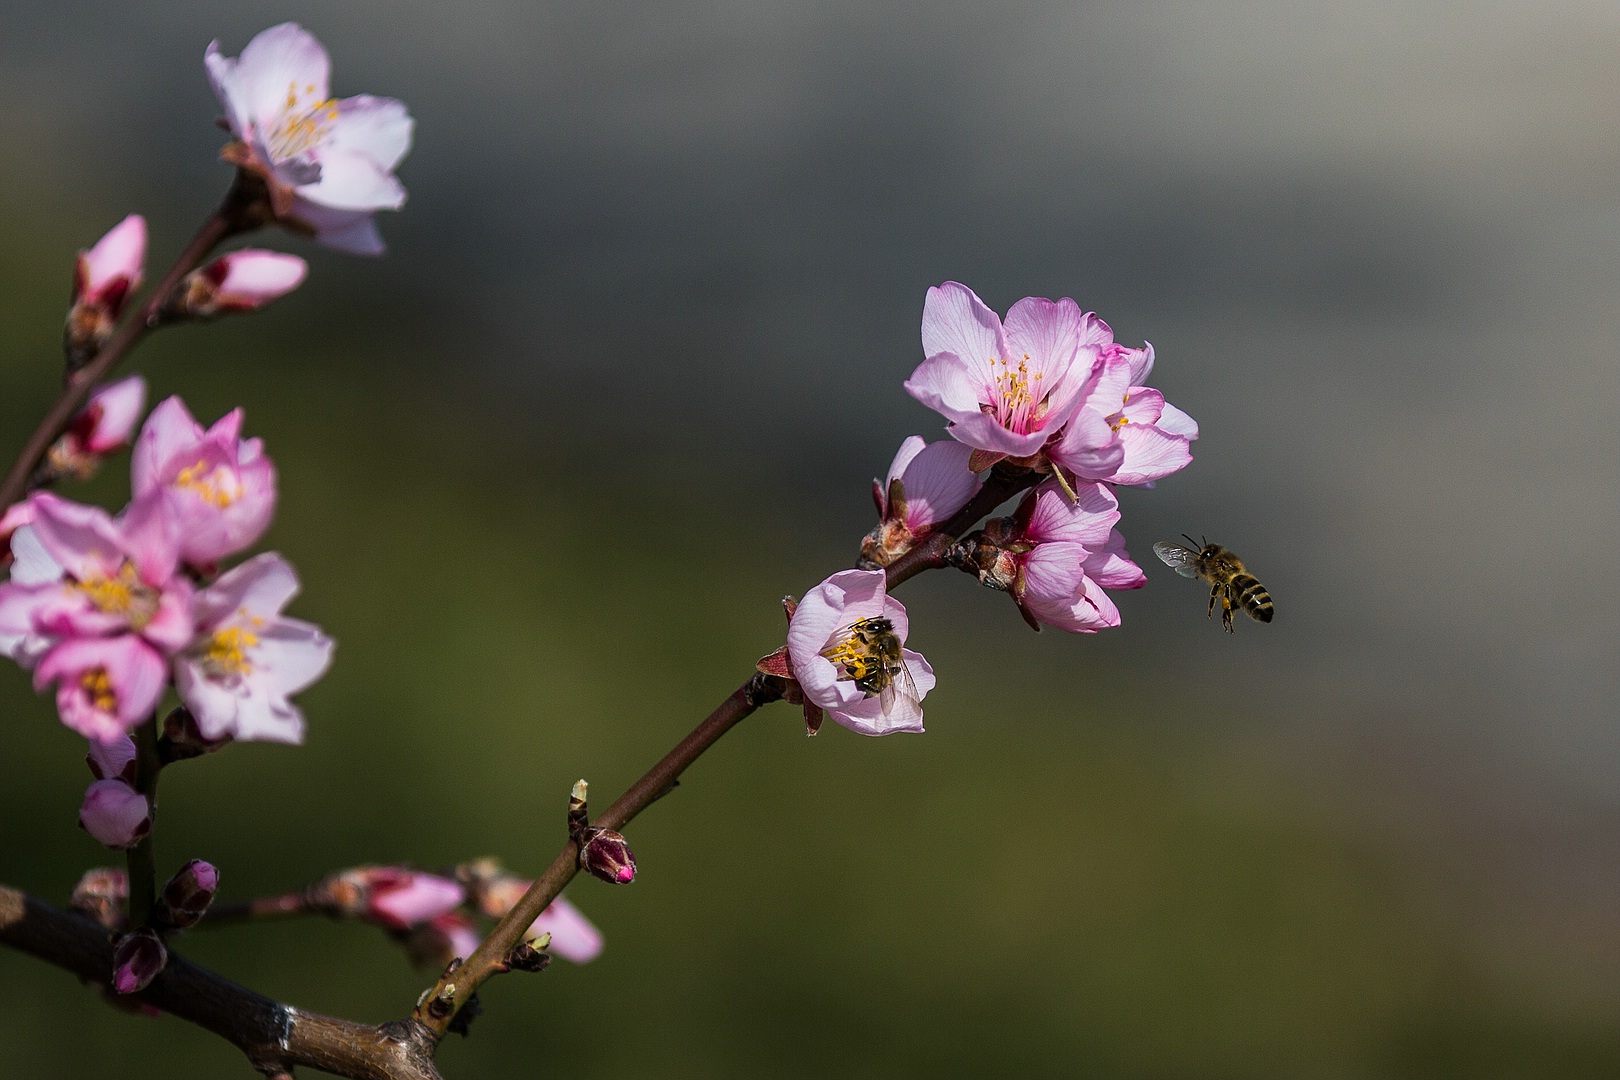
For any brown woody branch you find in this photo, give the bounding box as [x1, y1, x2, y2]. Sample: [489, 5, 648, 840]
[0, 884, 442, 1079]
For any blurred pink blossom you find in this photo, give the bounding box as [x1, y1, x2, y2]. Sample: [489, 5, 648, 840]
[527, 895, 604, 964]
[206, 23, 413, 255]
[133, 397, 276, 567]
[86, 734, 138, 783]
[364, 870, 465, 929]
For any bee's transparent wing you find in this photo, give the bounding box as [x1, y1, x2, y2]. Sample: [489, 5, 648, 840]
[877, 658, 924, 727]
[1153, 541, 1201, 578]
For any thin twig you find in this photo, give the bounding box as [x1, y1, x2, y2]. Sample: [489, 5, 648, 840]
[0, 189, 248, 510]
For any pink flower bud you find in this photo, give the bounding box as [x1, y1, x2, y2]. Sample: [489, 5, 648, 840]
[170, 250, 307, 319]
[78, 779, 151, 849]
[159, 859, 219, 928]
[579, 828, 637, 885]
[85, 735, 138, 783]
[110, 927, 167, 994]
[69, 867, 129, 930]
[74, 215, 146, 312]
[66, 216, 146, 364]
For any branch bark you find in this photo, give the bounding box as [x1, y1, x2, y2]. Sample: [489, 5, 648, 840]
[0, 884, 443, 1080]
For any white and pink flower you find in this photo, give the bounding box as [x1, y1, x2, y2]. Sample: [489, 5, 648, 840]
[132, 396, 277, 568]
[1048, 341, 1199, 486]
[173, 552, 332, 745]
[904, 282, 1107, 470]
[0, 493, 193, 741]
[206, 23, 414, 255]
[861, 436, 982, 567]
[786, 569, 934, 736]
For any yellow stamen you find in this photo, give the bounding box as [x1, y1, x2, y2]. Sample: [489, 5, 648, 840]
[76, 563, 160, 628]
[174, 459, 242, 508]
[80, 667, 117, 713]
[202, 626, 259, 678]
[267, 80, 340, 162]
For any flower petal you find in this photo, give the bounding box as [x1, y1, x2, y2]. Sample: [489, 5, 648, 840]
[296, 149, 406, 212]
[235, 23, 331, 133]
[328, 95, 414, 171]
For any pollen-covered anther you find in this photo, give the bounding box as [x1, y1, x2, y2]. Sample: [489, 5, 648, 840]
[266, 82, 341, 162]
[200, 626, 258, 678]
[174, 459, 244, 508]
[79, 667, 118, 713]
[76, 563, 160, 628]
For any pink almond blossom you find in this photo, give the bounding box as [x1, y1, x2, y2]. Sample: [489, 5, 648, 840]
[174, 553, 332, 745]
[786, 569, 935, 736]
[173, 250, 308, 318]
[955, 480, 1145, 634]
[861, 436, 982, 568]
[133, 396, 277, 567]
[1049, 341, 1199, 487]
[0, 494, 193, 740]
[904, 282, 1107, 469]
[206, 23, 413, 255]
[528, 895, 604, 964]
[79, 778, 151, 849]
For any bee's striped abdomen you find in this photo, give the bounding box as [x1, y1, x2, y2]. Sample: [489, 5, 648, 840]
[1232, 574, 1273, 622]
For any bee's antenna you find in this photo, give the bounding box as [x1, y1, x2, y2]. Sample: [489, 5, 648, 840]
[1182, 533, 1199, 548]
[1201, 534, 1209, 548]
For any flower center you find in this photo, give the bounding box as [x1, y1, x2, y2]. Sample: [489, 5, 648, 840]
[79, 667, 118, 713]
[201, 625, 259, 678]
[266, 82, 340, 163]
[76, 562, 160, 629]
[174, 459, 243, 508]
[989, 354, 1048, 435]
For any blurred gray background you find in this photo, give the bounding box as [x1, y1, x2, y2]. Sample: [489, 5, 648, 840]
[1, 2, 1616, 1077]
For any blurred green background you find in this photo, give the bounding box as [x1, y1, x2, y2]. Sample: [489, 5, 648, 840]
[2, 3, 1617, 1077]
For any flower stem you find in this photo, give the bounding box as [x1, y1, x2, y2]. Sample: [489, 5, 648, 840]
[0, 188, 250, 511]
[125, 715, 163, 928]
[412, 464, 1040, 1035]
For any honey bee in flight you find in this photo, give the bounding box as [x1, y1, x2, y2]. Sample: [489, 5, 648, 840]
[1152, 535, 1274, 633]
[819, 616, 921, 720]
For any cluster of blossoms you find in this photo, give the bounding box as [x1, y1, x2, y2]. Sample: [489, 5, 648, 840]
[779, 282, 1196, 738]
[0, 391, 332, 844]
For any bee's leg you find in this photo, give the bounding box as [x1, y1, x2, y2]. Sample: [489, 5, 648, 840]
[1207, 583, 1221, 619]
[1220, 588, 1237, 633]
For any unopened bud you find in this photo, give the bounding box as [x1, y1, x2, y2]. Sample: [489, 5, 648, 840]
[567, 779, 590, 843]
[506, 934, 551, 973]
[70, 867, 129, 931]
[168, 250, 307, 320]
[158, 859, 219, 929]
[79, 779, 151, 850]
[578, 827, 637, 885]
[110, 927, 167, 995]
[949, 516, 1026, 593]
[44, 376, 148, 483]
[65, 215, 146, 366]
[157, 706, 232, 763]
[85, 735, 138, 784]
